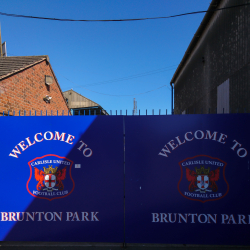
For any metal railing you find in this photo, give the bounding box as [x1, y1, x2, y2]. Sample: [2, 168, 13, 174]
[1, 108, 249, 116]
[0, 109, 170, 116]
[0, 110, 71, 116]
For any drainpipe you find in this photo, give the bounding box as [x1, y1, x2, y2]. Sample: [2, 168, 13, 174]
[171, 83, 174, 115]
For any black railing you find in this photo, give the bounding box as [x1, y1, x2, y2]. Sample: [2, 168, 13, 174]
[1, 108, 249, 116]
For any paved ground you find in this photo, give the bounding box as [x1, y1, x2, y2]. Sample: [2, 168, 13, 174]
[1, 243, 250, 250]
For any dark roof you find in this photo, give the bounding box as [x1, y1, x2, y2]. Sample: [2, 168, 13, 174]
[0, 55, 49, 80]
[170, 0, 222, 85]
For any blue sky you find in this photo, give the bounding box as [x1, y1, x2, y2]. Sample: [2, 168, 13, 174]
[1, 0, 211, 115]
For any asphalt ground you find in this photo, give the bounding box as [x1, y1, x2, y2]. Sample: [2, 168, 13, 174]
[1, 243, 250, 250]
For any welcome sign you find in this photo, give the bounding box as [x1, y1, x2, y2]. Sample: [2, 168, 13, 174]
[0, 114, 250, 245]
[125, 114, 250, 245]
[0, 116, 124, 242]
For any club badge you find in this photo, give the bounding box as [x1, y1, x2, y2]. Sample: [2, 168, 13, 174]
[178, 155, 229, 203]
[26, 154, 75, 201]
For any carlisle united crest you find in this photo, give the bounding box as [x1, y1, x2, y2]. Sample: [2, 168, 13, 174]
[26, 154, 75, 201]
[177, 155, 229, 203]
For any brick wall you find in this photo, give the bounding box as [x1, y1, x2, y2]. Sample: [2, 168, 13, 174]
[174, 0, 250, 114]
[0, 60, 70, 115]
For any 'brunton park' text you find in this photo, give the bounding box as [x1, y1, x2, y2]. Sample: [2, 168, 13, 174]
[152, 213, 250, 224]
[1, 211, 99, 222]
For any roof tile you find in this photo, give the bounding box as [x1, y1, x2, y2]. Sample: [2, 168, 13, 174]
[0, 56, 48, 79]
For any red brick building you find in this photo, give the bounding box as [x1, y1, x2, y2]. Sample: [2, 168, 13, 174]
[0, 56, 69, 115]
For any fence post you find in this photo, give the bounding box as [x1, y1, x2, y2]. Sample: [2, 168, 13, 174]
[126, 110, 127, 116]
[166, 109, 167, 115]
[13, 111, 15, 116]
[41, 110, 42, 116]
[139, 109, 140, 116]
[3, 111, 4, 116]
[146, 109, 147, 115]
[159, 109, 161, 115]
[19, 110, 20, 116]
[8, 111, 9, 116]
